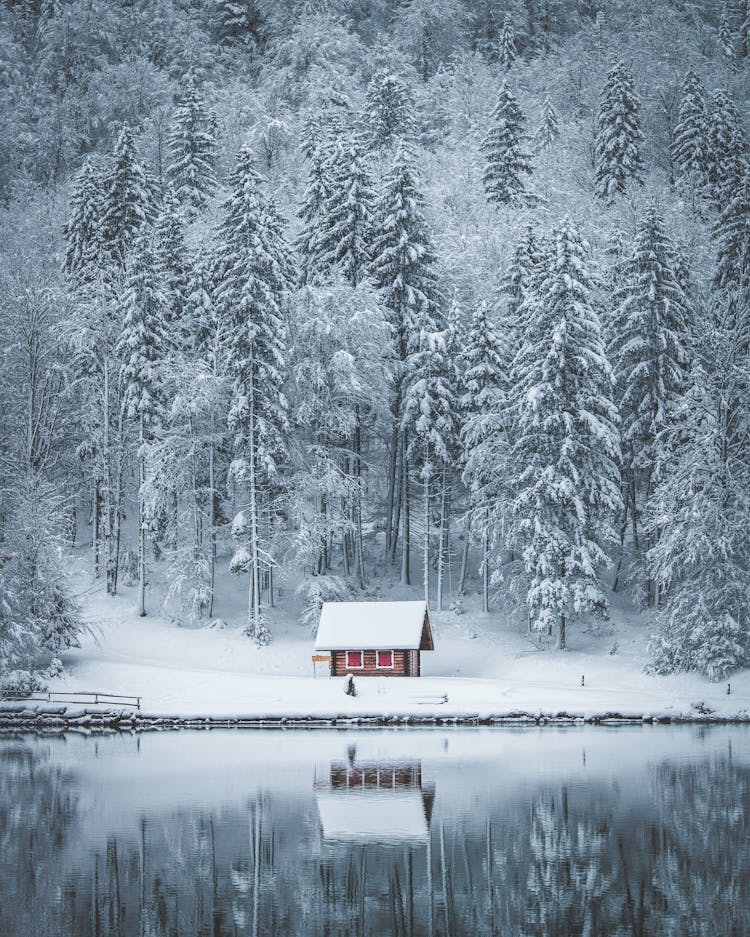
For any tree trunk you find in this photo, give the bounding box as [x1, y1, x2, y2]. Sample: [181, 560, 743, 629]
[390, 433, 403, 564]
[482, 507, 490, 614]
[208, 441, 216, 618]
[137, 414, 146, 617]
[436, 465, 448, 611]
[458, 511, 471, 595]
[423, 449, 430, 608]
[400, 434, 410, 585]
[385, 403, 401, 558]
[92, 479, 101, 579]
[248, 364, 262, 637]
[353, 412, 366, 588]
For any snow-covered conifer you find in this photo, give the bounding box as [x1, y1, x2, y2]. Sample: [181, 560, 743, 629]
[214, 145, 292, 644]
[371, 143, 442, 577]
[365, 71, 415, 150]
[317, 132, 375, 287]
[715, 171, 750, 291]
[475, 6, 499, 62]
[648, 358, 750, 680]
[296, 142, 333, 286]
[117, 234, 169, 617]
[218, 0, 264, 47]
[100, 125, 150, 272]
[166, 76, 217, 214]
[608, 206, 693, 602]
[534, 94, 559, 152]
[594, 60, 643, 201]
[512, 218, 621, 648]
[153, 188, 189, 344]
[670, 69, 707, 189]
[63, 157, 107, 284]
[498, 14, 517, 70]
[460, 301, 509, 613]
[481, 81, 532, 206]
[703, 90, 747, 211]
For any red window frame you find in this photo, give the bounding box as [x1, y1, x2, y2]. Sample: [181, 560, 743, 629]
[346, 650, 363, 669]
[376, 650, 394, 669]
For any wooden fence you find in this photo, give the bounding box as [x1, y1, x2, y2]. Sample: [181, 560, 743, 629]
[1, 690, 141, 710]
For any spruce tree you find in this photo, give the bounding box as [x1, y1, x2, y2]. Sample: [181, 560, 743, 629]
[214, 145, 292, 644]
[534, 94, 559, 151]
[365, 71, 415, 150]
[703, 90, 747, 211]
[296, 142, 333, 286]
[608, 206, 693, 602]
[371, 143, 442, 579]
[63, 157, 107, 285]
[117, 234, 168, 617]
[715, 171, 750, 293]
[460, 301, 509, 613]
[317, 132, 375, 287]
[499, 14, 517, 70]
[475, 6, 499, 62]
[670, 69, 707, 190]
[100, 125, 150, 273]
[512, 218, 621, 648]
[481, 81, 533, 206]
[594, 60, 643, 201]
[648, 360, 750, 681]
[166, 76, 217, 214]
[154, 188, 190, 344]
[218, 0, 264, 47]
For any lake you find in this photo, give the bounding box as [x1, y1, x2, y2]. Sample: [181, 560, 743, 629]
[1, 726, 748, 936]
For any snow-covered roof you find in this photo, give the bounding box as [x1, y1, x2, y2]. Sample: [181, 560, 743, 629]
[316, 790, 430, 842]
[314, 601, 433, 651]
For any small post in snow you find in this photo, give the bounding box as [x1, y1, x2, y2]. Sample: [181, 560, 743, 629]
[727, 683, 731, 695]
[581, 674, 585, 687]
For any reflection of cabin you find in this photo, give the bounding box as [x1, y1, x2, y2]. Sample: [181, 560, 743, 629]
[314, 601, 434, 677]
[315, 759, 435, 844]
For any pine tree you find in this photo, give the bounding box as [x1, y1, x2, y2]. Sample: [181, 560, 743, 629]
[534, 94, 559, 151]
[715, 171, 750, 292]
[608, 206, 693, 604]
[100, 125, 150, 273]
[166, 76, 217, 214]
[499, 14, 517, 70]
[475, 6, 499, 62]
[594, 60, 643, 201]
[403, 323, 455, 608]
[153, 188, 190, 344]
[481, 81, 533, 206]
[117, 234, 169, 617]
[718, 6, 736, 66]
[670, 69, 707, 190]
[648, 356, 750, 681]
[703, 90, 747, 211]
[365, 71, 415, 151]
[63, 157, 107, 285]
[371, 143, 442, 581]
[460, 301, 509, 613]
[316, 132, 375, 288]
[296, 142, 333, 287]
[218, 0, 264, 47]
[214, 145, 292, 644]
[512, 218, 621, 648]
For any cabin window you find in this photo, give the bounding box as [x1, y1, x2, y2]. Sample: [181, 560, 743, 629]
[346, 650, 363, 669]
[376, 650, 394, 669]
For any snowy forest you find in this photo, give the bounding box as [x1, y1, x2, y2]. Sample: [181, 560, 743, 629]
[1, 0, 750, 684]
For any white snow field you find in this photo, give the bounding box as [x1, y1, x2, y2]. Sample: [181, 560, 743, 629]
[37, 551, 750, 722]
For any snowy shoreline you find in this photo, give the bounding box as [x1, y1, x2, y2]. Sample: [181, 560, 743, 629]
[2, 702, 749, 733]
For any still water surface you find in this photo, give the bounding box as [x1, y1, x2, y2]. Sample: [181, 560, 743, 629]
[1, 726, 748, 937]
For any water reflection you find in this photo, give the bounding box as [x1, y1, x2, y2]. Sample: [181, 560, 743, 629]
[0, 729, 748, 937]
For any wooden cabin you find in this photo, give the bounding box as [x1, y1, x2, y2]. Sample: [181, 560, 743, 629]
[314, 600, 434, 677]
[315, 758, 435, 844]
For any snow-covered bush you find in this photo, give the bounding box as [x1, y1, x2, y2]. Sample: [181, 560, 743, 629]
[297, 575, 351, 636]
[163, 547, 212, 625]
[0, 669, 46, 698]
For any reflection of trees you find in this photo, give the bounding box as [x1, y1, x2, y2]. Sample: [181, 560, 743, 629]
[3, 748, 750, 937]
[0, 744, 78, 937]
[647, 760, 750, 937]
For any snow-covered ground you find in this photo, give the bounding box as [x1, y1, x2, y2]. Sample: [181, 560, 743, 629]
[40, 550, 750, 721]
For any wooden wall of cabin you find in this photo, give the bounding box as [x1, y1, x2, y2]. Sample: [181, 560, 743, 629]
[330, 649, 420, 677]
